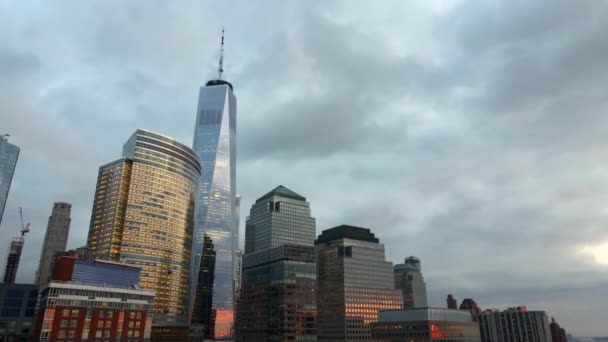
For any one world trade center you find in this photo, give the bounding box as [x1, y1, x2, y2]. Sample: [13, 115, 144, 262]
[191, 31, 238, 340]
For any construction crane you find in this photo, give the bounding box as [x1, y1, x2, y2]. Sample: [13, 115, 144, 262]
[19, 207, 30, 236]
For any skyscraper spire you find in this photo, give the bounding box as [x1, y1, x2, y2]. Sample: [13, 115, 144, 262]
[218, 28, 225, 80]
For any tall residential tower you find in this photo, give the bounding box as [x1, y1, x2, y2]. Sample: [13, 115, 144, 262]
[87, 129, 200, 324]
[35, 202, 72, 285]
[0, 135, 20, 227]
[190, 31, 238, 340]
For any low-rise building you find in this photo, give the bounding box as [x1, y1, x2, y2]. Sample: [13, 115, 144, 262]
[371, 307, 481, 342]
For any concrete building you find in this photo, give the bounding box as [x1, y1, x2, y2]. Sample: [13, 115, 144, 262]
[0, 135, 19, 227]
[447, 294, 458, 309]
[34, 254, 155, 341]
[87, 129, 200, 324]
[371, 307, 481, 342]
[0, 283, 38, 341]
[394, 256, 428, 308]
[236, 186, 317, 342]
[36, 202, 72, 285]
[479, 306, 551, 342]
[550, 317, 568, 342]
[315, 225, 402, 342]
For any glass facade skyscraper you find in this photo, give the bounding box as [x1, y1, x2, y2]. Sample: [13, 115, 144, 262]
[191, 79, 237, 339]
[315, 225, 403, 342]
[237, 186, 317, 342]
[0, 135, 20, 227]
[87, 129, 200, 324]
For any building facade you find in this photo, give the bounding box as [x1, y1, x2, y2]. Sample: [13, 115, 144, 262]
[447, 294, 458, 309]
[460, 298, 481, 322]
[371, 308, 481, 342]
[87, 129, 200, 324]
[236, 186, 317, 342]
[0, 135, 19, 227]
[479, 307, 552, 342]
[35, 254, 155, 341]
[36, 202, 72, 285]
[2, 238, 24, 284]
[394, 256, 428, 308]
[190, 78, 237, 339]
[315, 225, 403, 342]
[0, 283, 38, 341]
[550, 317, 567, 342]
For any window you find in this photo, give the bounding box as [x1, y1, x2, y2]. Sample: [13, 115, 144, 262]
[66, 330, 75, 338]
[60, 320, 68, 328]
[58, 330, 66, 338]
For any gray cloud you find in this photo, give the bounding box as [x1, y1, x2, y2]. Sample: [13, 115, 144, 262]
[0, 0, 607, 336]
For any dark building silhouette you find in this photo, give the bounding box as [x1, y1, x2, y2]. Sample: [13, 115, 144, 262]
[192, 235, 216, 339]
[0, 283, 38, 341]
[447, 294, 458, 309]
[460, 298, 481, 322]
[2, 238, 24, 284]
[550, 317, 568, 342]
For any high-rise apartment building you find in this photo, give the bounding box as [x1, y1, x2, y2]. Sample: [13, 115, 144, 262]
[36, 202, 72, 285]
[479, 307, 552, 342]
[0, 135, 20, 227]
[2, 237, 24, 284]
[315, 225, 403, 342]
[394, 256, 428, 308]
[87, 129, 200, 324]
[236, 186, 317, 342]
[190, 55, 238, 339]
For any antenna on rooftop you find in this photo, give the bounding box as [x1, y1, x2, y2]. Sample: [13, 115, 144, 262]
[218, 28, 225, 80]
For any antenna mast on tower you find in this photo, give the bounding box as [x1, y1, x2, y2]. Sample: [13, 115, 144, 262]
[218, 29, 225, 80]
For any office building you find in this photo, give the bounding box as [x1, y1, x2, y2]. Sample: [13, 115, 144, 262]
[190, 32, 238, 340]
[236, 186, 317, 342]
[0, 283, 38, 340]
[0, 135, 19, 227]
[315, 225, 402, 341]
[447, 294, 458, 309]
[394, 256, 428, 308]
[550, 317, 568, 342]
[87, 129, 200, 324]
[2, 237, 24, 284]
[34, 255, 155, 341]
[460, 298, 481, 322]
[36, 202, 72, 285]
[371, 307, 481, 342]
[479, 306, 551, 342]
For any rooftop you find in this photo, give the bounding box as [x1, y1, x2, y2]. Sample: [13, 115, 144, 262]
[315, 225, 380, 245]
[256, 185, 306, 203]
[205, 79, 233, 91]
[378, 307, 474, 323]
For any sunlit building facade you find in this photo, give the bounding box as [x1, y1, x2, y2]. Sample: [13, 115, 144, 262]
[315, 225, 403, 342]
[0, 135, 19, 227]
[191, 79, 237, 339]
[87, 129, 200, 324]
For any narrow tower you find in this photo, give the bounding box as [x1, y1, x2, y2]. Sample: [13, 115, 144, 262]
[35, 202, 72, 285]
[394, 256, 428, 308]
[2, 208, 30, 283]
[0, 134, 20, 227]
[190, 29, 238, 340]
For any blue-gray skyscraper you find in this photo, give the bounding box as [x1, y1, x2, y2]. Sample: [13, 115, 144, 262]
[0, 135, 20, 227]
[190, 32, 237, 339]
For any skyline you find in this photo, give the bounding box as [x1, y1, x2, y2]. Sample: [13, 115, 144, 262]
[1, 0, 607, 336]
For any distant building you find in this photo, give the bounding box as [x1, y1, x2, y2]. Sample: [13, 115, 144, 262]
[371, 307, 481, 342]
[36, 202, 72, 285]
[34, 254, 155, 341]
[479, 306, 551, 342]
[87, 129, 199, 324]
[447, 294, 458, 309]
[0, 135, 20, 226]
[0, 283, 38, 341]
[2, 237, 25, 284]
[236, 186, 317, 342]
[394, 256, 428, 308]
[460, 298, 481, 322]
[315, 225, 402, 341]
[550, 317, 568, 342]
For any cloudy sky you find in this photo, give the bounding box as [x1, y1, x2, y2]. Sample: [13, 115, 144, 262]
[1, 0, 607, 336]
